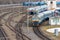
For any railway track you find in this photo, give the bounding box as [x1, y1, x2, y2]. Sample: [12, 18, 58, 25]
[33, 19, 51, 40]
[0, 26, 8, 40]
[0, 11, 24, 40]
[0, 5, 29, 40]
[4, 12, 31, 40]
[0, 9, 50, 40]
[15, 14, 31, 40]
[8, 13, 29, 40]
[0, 11, 14, 40]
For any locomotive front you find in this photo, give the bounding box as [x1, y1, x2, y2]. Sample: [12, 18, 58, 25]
[32, 15, 40, 27]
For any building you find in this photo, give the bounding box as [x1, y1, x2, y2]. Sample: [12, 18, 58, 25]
[49, 16, 60, 25]
[47, 0, 57, 10]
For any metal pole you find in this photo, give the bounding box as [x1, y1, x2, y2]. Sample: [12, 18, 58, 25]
[27, 0, 31, 33]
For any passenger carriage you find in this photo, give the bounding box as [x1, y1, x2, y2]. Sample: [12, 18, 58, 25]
[32, 10, 54, 26]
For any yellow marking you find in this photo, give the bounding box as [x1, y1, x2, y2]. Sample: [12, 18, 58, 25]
[50, 8, 55, 10]
[32, 20, 39, 22]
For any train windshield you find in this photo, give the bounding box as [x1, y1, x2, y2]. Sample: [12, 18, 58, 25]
[33, 21, 39, 24]
[56, 7, 60, 12]
[56, 9, 60, 12]
[32, 18, 39, 21]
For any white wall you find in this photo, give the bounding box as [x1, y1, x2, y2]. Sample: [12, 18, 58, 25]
[47, 1, 56, 10]
[49, 17, 60, 25]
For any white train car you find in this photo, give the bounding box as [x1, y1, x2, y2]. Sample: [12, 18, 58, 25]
[37, 13, 44, 23]
[43, 11, 54, 18]
[38, 5, 48, 13]
[32, 10, 54, 26]
[27, 5, 48, 15]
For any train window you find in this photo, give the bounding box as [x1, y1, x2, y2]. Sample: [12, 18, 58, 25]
[57, 9, 60, 12]
[55, 9, 60, 12]
[53, 18, 59, 23]
[38, 10, 42, 13]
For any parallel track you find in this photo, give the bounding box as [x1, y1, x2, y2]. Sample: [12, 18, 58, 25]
[0, 11, 24, 40]
[0, 12, 13, 40]
[5, 12, 31, 40]
[33, 19, 51, 40]
[0, 6, 29, 40]
[0, 26, 8, 40]
[15, 14, 32, 40]
[0, 10, 51, 40]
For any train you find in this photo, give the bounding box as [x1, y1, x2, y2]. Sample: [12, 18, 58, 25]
[23, 2, 60, 6]
[32, 7, 60, 26]
[23, 2, 46, 6]
[27, 5, 48, 15]
[25, 1, 60, 15]
[32, 10, 54, 26]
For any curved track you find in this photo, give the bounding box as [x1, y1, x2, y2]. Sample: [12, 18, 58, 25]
[0, 9, 51, 40]
[0, 12, 12, 40]
[33, 19, 51, 40]
[14, 14, 32, 40]
[0, 11, 26, 40]
[4, 12, 31, 40]
[0, 26, 8, 40]
[0, 6, 30, 40]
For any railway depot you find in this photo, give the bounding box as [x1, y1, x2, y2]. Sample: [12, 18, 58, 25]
[0, 0, 60, 40]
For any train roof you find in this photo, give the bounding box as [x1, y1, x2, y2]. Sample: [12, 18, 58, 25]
[33, 6, 41, 11]
[27, 7, 34, 10]
[40, 5, 47, 8]
[37, 10, 53, 17]
[34, 5, 47, 9]
[56, 7, 60, 9]
[27, 5, 47, 11]
[38, 13, 44, 17]
[43, 11, 52, 14]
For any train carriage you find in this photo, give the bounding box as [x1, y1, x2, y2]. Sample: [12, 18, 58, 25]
[32, 10, 54, 26]
[27, 5, 48, 15]
[43, 11, 54, 18]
